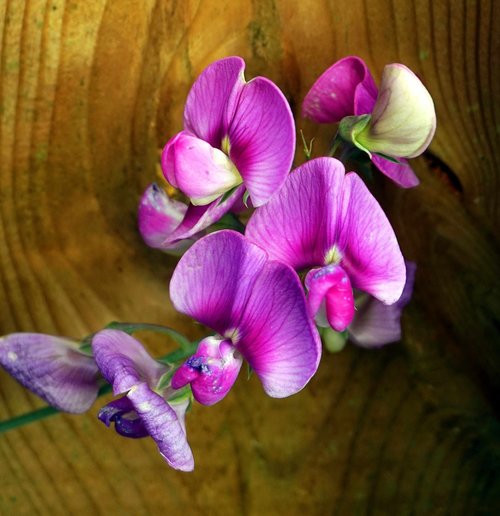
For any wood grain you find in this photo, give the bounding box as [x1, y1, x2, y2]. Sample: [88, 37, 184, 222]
[0, 0, 499, 514]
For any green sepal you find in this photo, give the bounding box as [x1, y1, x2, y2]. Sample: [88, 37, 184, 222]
[156, 367, 176, 392]
[319, 326, 349, 353]
[242, 190, 250, 208]
[217, 185, 240, 205]
[338, 115, 372, 157]
[373, 152, 402, 164]
[300, 129, 315, 161]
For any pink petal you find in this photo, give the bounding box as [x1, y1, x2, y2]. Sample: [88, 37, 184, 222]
[234, 260, 321, 397]
[92, 330, 166, 395]
[371, 154, 420, 188]
[163, 132, 242, 206]
[349, 261, 416, 347]
[171, 337, 243, 406]
[246, 157, 346, 270]
[138, 184, 192, 251]
[305, 265, 355, 332]
[302, 56, 377, 123]
[228, 77, 295, 207]
[183, 57, 245, 148]
[337, 172, 406, 303]
[0, 333, 99, 413]
[170, 231, 268, 335]
[127, 382, 194, 471]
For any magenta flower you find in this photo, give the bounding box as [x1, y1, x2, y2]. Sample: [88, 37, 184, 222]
[92, 330, 194, 471]
[246, 157, 406, 333]
[139, 57, 295, 251]
[0, 333, 99, 413]
[303, 56, 435, 188]
[169, 230, 321, 405]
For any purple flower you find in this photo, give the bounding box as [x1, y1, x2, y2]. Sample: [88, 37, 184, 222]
[169, 230, 321, 405]
[246, 157, 406, 333]
[303, 56, 435, 188]
[92, 330, 194, 471]
[348, 261, 416, 347]
[0, 333, 99, 413]
[139, 57, 295, 251]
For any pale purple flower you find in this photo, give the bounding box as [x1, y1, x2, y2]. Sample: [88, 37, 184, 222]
[138, 57, 295, 251]
[169, 230, 321, 405]
[92, 330, 194, 471]
[303, 56, 436, 188]
[246, 157, 406, 333]
[0, 333, 99, 413]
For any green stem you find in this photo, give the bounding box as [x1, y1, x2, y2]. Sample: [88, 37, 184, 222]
[0, 341, 198, 434]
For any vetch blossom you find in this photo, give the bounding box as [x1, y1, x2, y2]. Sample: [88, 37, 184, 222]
[92, 329, 194, 471]
[164, 56, 295, 207]
[0, 333, 100, 413]
[303, 56, 436, 188]
[246, 157, 406, 333]
[169, 230, 321, 405]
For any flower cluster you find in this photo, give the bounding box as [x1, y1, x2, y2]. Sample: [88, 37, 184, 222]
[0, 56, 434, 471]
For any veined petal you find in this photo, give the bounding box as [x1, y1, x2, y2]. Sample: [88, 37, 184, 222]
[0, 333, 99, 413]
[152, 185, 245, 250]
[246, 157, 345, 270]
[138, 184, 192, 251]
[349, 261, 416, 347]
[127, 382, 194, 471]
[170, 230, 268, 335]
[357, 64, 436, 158]
[228, 77, 295, 207]
[171, 337, 243, 406]
[305, 265, 355, 332]
[164, 132, 242, 206]
[234, 260, 321, 397]
[371, 155, 420, 188]
[184, 57, 245, 148]
[92, 330, 166, 395]
[302, 56, 377, 123]
[337, 173, 406, 303]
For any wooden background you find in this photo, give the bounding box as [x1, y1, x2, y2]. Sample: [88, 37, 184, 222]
[1, 0, 499, 514]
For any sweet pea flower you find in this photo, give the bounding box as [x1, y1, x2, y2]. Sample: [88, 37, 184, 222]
[169, 230, 321, 405]
[246, 157, 406, 333]
[303, 57, 436, 188]
[0, 333, 99, 413]
[92, 330, 194, 471]
[139, 56, 294, 251]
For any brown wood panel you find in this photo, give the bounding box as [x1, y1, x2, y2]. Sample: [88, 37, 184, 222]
[0, 0, 499, 514]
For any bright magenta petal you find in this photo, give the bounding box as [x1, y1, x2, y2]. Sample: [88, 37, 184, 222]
[371, 155, 420, 188]
[183, 57, 245, 148]
[228, 77, 295, 207]
[0, 333, 99, 413]
[246, 157, 345, 270]
[92, 330, 166, 395]
[338, 172, 406, 303]
[302, 56, 377, 123]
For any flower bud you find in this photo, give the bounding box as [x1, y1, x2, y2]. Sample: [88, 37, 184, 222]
[355, 64, 436, 158]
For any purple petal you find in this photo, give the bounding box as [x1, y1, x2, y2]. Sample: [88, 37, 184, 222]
[138, 184, 193, 251]
[233, 260, 322, 397]
[170, 230, 268, 335]
[305, 265, 355, 332]
[337, 172, 406, 303]
[127, 382, 194, 471]
[184, 57, 245, 148]
[302, 56, 377, 123]
[98, 397, 149, 438]
[162, 132, 242, 206]
[92, 330, 166, 395]
[228, 77, 295, 207]
[371, 155, 420, 188]
[349, 261, 416, 347]
[171, 337, 243, 406]
[156, 185, 245, 249]
[246, 157, 346, 270]
[0, 333, 99, 413]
